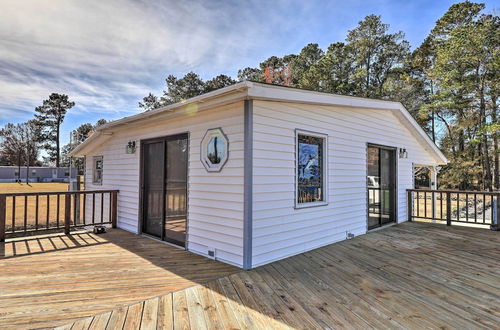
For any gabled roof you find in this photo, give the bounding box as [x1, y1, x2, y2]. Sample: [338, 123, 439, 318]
[70, 81, 447, 164]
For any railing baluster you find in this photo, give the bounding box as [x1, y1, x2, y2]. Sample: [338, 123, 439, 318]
[108, 192, 112, 224]
[35, 195, 39, 231]
[64, 194, 71, 235]
[456, 193, 460, 222]
[24, 195, 28, 232]
[12, 196, 15, 233]
[0, 195, 6, 242]
[474, 194, 477, 223]
[440, 192, 443, 220]
[417, 192, 420, 218]
[496, 195, 500, 229]
[83, 193, 86, 225]
[431, 191, 435, 221]
[73, 192, 77, 226]
[100, 192, 104, 224]
[446, 192, 451, 226]
[56, 194, 60, 228]
[424, 192, 427, 218]
[46, 194, 50, 229]
[483, 194, 486, 224]
[92, 193, 95, 224]
[465, 193, 469, 223]
[407, 190, 412, 222]
[112, 191, 117, 228]
[491, 195, 494, 225]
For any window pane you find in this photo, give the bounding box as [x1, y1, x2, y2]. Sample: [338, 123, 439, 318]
[207, 135, 225, 164]
[297, 134, 324, 203]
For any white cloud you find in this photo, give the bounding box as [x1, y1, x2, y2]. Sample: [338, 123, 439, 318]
[0, 0, 310, 124]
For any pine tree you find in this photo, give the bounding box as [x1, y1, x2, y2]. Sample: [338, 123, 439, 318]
[34, 93, 75, 167]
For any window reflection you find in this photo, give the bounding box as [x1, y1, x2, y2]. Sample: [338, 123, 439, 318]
[207, 135, 225, 164]
[297, 134, 324, 204]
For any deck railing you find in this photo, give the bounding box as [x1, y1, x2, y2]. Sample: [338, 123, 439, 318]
[0, 190, 119, 241]
[407, 189, 499, 228]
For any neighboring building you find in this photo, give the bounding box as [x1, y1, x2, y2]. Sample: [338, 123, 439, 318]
[70, 82, 447, 269]
[0, 166, 78, 183]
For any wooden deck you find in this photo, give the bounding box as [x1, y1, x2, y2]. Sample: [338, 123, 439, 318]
[57, 222, 499, 330]
[0, 229, 237, 329]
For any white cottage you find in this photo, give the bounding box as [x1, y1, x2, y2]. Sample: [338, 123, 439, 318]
[70, 82, 447, 269]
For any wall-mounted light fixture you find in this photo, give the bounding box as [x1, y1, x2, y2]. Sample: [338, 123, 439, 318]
[399, 148, 408, 159]
[126, 140, 136, 154]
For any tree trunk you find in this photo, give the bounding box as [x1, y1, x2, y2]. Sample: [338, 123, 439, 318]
[431, 108, 436, 142]
[56, 119, 60, 168]
[479, 88, 492, 191]
[492, 96, 499, 190]
[365, 55, 370, 97]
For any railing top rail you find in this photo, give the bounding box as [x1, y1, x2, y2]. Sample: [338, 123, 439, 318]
[0, 190, 119, 197]
[407, 188, 499, 195]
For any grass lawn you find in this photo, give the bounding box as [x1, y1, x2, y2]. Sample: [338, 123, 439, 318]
[0, 182, 69, 194]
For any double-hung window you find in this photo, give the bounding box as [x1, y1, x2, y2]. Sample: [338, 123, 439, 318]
[296, 130, 327, 207]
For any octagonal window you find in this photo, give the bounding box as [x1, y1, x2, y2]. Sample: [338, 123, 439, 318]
[201, 128, 228, 172]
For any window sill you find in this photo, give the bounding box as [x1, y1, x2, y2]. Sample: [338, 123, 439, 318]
[294, 201, 328, 209]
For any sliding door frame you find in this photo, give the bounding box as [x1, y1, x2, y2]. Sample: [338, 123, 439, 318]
[139, 132, 190, 248]
[366, 143, 398, 231]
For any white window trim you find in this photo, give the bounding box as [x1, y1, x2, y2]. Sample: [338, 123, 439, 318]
[295, 129, 328, 209]
[93, 155, 103, 185]
[200, 127, 229, 172]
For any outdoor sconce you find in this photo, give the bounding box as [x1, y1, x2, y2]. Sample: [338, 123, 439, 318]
[126, 140, 136, 154]
[399, 148, 408, 159]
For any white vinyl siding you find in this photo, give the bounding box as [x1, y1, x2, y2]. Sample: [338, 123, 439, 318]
[251, 100, 438, 267]
[84, 101, 245, 267]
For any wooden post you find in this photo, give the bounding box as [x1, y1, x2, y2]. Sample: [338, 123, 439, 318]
[111, 191, 117, 228]
[430, 167, 437, 223]
[407, 190, 412, 222]
[0, 195, 6, 242]
[64, 194, 71, 235]
[446, 192, 452, 226]
[492, 195, 500, 231]
[497, 195, 500, 229]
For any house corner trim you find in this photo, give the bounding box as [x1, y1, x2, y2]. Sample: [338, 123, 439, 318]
[243, 99, 253, 270]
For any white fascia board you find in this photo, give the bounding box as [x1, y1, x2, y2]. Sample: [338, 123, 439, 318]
[68, 131, 113, 157]
[395, 103, 448, 165]
[247, 82, 401, 111]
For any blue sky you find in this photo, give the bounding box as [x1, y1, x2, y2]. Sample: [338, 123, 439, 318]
[1, 0, 498, 146]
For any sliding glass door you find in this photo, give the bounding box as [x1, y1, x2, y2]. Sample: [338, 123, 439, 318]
[164, 136, 188, 246]
[142, 133, 188, 247]
[367, 145, 396, 230]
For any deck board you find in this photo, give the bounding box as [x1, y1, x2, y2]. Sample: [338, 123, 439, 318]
[3, 222, 500, 329]
[60, 222, 499, 330]
[0, 229, 237, 329]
